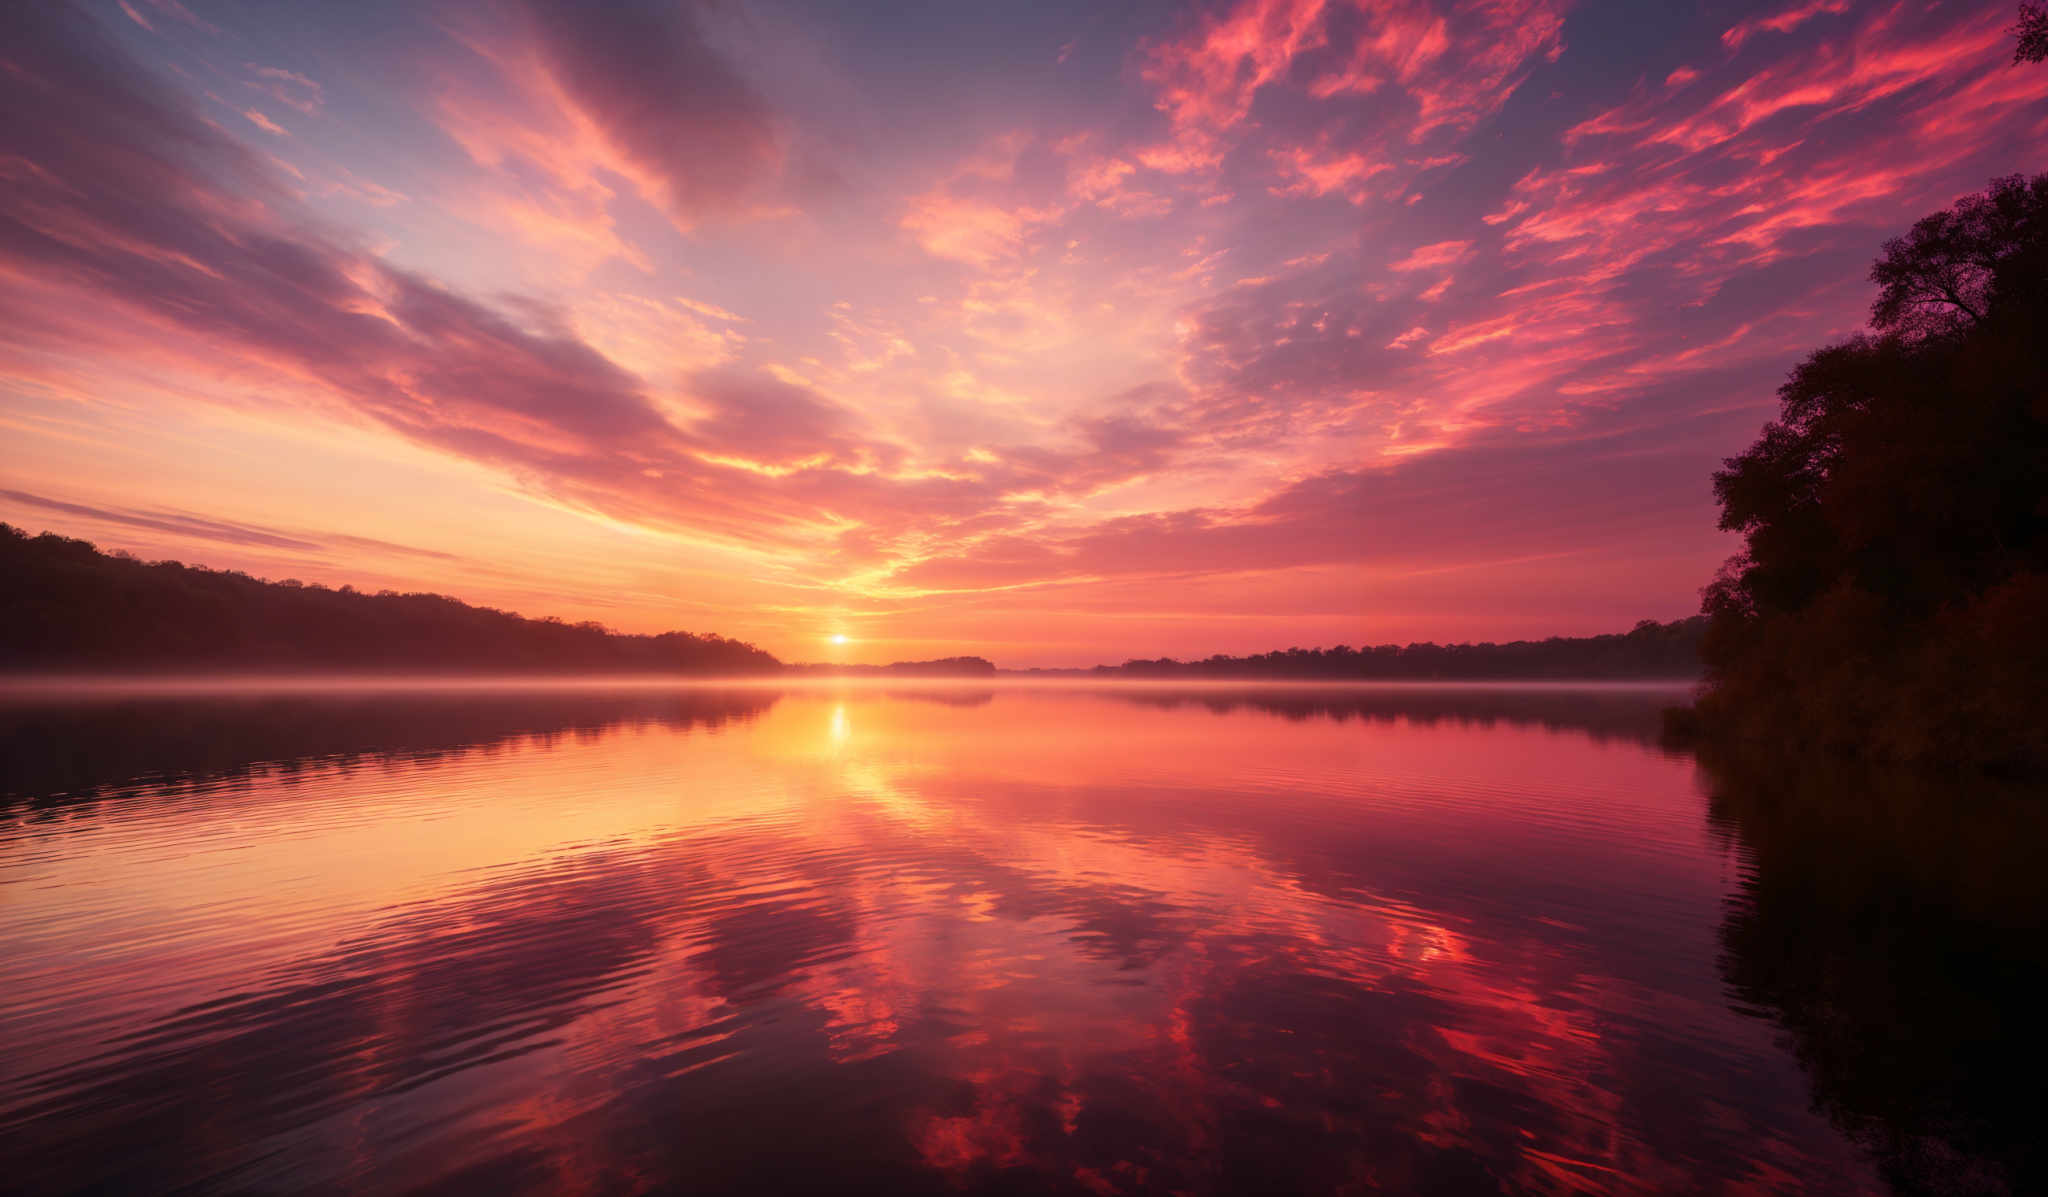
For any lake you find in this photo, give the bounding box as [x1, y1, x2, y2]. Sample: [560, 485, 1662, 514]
[2, 682, 2041, 1195]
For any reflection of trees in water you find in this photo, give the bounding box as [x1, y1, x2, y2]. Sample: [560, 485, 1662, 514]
[0, 685, 1681, 809]
[1099, 685, 1687, 747]
[1702, 748, 2048, 1196]
[0, 689, 781, 809]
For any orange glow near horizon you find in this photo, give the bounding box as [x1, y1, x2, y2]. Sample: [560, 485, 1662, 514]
[3, 1, 2044, 665]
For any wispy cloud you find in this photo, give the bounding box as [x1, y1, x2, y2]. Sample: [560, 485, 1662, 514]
[2, 0, 2043, 659]
[0, 488, 459, 561]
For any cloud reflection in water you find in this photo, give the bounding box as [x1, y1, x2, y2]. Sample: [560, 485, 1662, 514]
[0, 685, 1879, 1194]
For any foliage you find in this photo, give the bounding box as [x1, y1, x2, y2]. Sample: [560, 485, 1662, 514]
[1868, 174, 2048, 338]
[1698, 175, 2048, 771]
[1098, 616, 1706, 679]
[0, 524, 781, 674]
[2016, 3, 2048, 64]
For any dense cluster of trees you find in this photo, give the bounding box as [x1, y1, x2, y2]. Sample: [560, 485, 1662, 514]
[2016, 3, 2048, 63]
[1694, 173, 2048, 771]
[1093, 617, 1705, 680]
[0, 524, 781, 674]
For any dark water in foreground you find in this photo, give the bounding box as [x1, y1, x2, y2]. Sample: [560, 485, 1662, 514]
[1, 683, 2042, 1195]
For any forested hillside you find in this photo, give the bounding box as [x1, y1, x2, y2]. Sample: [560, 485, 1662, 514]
[0, 525, 780, 674]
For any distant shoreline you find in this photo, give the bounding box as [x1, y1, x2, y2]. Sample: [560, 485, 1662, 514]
[0, 672, 1702, 695]
[5, 523, 1705, 683]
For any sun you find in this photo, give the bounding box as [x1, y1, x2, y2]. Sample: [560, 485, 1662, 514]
[829, 633, 849, 645]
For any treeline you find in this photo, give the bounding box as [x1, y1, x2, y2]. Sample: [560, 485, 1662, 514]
[1094, 617, 1706, 680]
[0, 524, 781, 674]
[2, 521, 1708, 681]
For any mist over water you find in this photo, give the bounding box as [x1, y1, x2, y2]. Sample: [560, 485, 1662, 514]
[2, 682, 2024, 1194]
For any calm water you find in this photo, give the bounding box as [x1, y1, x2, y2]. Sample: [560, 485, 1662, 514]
[2, 683, 2041, 1195]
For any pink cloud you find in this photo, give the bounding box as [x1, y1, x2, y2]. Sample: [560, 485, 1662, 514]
[241, 108, 287, 136]
[1142, 0, 1330, 137]
[903, 189, 1052, 267]
[430, 0, 797, 236]
[1134, 0, 1568, 212]
[1524, 3, 2044, 288]
[5, 0, 2046, 659]
[1389, 239, 1471, 272]
[1270, 143, 1391, 202]
[1721, 0, 1851, 52]
[248, 66, 322, 115]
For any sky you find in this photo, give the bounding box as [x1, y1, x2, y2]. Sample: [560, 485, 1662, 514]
[1, 0, 2042, 667]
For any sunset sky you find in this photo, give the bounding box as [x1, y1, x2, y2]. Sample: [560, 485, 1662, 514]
[2, 0, 2042, 666]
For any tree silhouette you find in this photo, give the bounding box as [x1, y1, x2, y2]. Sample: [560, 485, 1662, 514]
[2015, 3, 2048, 64]
[1869, 174, 2048, 338]
[0, 524, 783, 674]
[1092, 617, 1706, 680]
[1699, 175, 2048, 770]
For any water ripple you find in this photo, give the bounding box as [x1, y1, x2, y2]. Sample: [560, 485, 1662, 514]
[0, 685, 1901, 1194]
